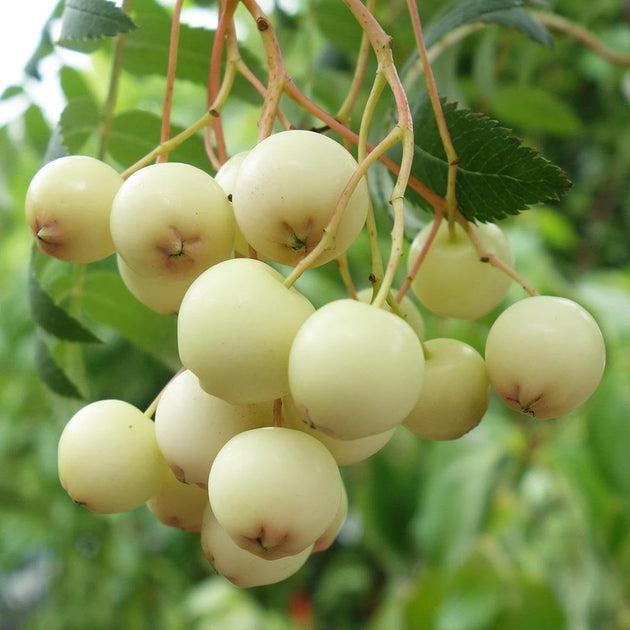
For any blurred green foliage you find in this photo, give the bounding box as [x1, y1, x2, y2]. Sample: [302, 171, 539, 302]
[1, 0, 630, 629]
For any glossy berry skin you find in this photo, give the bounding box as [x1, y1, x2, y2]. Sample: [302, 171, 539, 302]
[485, 296, 606, 419]
[146, 468, 209, 532]
[356, 287, 425, 340]
[201, 506, 312, 588]
[408, 220, 514, 320]
[25, 155, 122, 263]
[232, 130, 369, 267]
[403, 338, 490, 440]
[177, 258, 315, 404]
[117, 254, 193, 315]
[282, 394, 395, 466]
[110, 162, 235, 280]
[154, 369, 272, 486]
[57, 399, 167, 514]
[208, 427, 342, 560]
[215, 151, 251, 257]
[288, 299, 425, 440]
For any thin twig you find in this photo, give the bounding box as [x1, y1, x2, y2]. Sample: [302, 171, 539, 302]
[156, 0, 184, 164]
[341, 0, 415, 310]
[335, 254, 359, 299]
[455, 213, 540, 296]
[121, 61, 238, 178]
[283, 127, 403, 289]
[396, 210, 444, 303]
[336, 0, 376, 127]
[206, 0, 238, 167]
[284, 81, 446, 211]
[406, 0, 459, 226]
[98, 0, 135, 159]
[538, 12, 630, 66]
[239, 0, 289, 140]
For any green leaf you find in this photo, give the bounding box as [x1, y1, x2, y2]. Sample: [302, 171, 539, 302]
[489, 579, 565, 630]
[59, 65, 98, 102]
[24, 105, 52, 155]
[117, 0, 264, 101]
[58, 97, 101, 153]
[80, 269, 179, 369]
[311, 0, 364, 55]
[59, 0, 137, 43]
[411, 438, 505, 566]
[481, 8, 552, 46]
[24, 1, 63, 79]
[436, 553, 503, 630]
[34, 335, 83, 399]
[490, 84, 582, 137]
[44, 126, 71, 163]
[123, 12, 213, 85]
[355, 430, 424, 554]
[108, 109, 209, 170]
[29, 271, 101, 344]
[41, 95, 101, 161]
[406, 566, 445, 627]
[425, 0, 552, 48]
[586, 366, 630, 501]
[1, 85, 24, 101]
[395, 97, 571, 221]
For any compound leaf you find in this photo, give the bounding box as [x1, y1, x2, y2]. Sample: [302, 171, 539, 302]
[480, 7, 552, 46]
[490, 84, 581, 137]
[122, 0, 265, 101]
[123, 11, 213, 85]
[425, 0, 552, 48]
[80, 269, 179, 369]
[395, 98, 571, 222]
[58, 97, 101, 153]
[24, 1, 63, 78]
[108, 109, 209, 171]
[29, 272, 101, 344]
[59, 0, 137, 43]
[34, 335, 83, 399]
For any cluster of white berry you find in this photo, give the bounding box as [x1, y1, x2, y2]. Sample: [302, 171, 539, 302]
[25, 129, 606, 588]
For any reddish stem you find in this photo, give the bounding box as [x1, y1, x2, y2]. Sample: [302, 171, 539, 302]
[396, 211, 444, 302]
[206, 0, 238, 166]
[157, 0, 184, 164]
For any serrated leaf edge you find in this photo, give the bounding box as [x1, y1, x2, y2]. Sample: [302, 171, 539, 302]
[59, 0, 138, 43]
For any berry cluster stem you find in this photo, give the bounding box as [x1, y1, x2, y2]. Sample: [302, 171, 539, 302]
[239, 0, 289, 141]
[406, 0, 460, 228]
[395, 211, 444, 303]
[454, 213, 540, 297]
[339, 0, 415, 310]
[336, 0, 376, 128]
[156, 0, 185, 164]
[98, 0, 135, 160]
[121, 60, 238, 178]
[284, 127, 401, 289]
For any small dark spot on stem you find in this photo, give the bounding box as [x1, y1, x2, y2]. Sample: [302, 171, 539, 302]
[480, 256, 490, 263]
[256, 17, 269, 30]
[227, 193, 233, 202]
[368, 273, 376, 283]
[309, 124, 331, 134]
